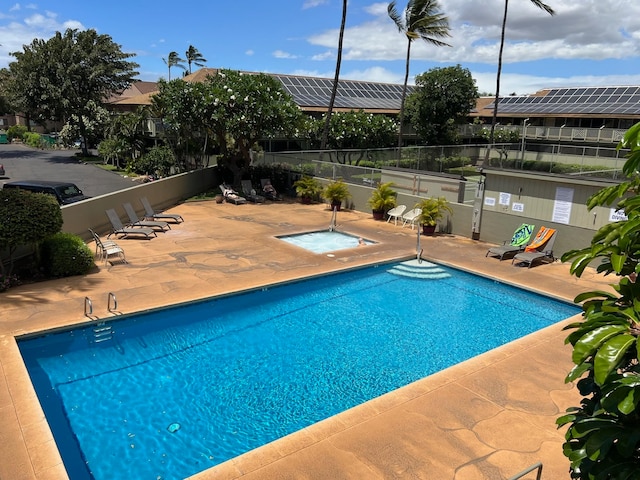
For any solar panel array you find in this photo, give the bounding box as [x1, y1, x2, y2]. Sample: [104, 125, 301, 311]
[270, 74, 409, 110]
[485, 86, 640, 115]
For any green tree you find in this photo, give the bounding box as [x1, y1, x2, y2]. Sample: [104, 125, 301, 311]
[488, 0, 554, 145]
[405, 65, 478, 145]
[558, 121, 640, 478]
[0, 189, 63, 276]
[163, 51, 186, 80]
[7, 28, 138, 156]
[387, 0, 450, 150]
[320, 0, 348, 153]
[151, 79, 209, 170]
[59, 100, 111, 148]
[185, 45, 207, 74]
[0, 68, 14, 115]
[152, 70, 302, 182]
[308, 110, 397, 164]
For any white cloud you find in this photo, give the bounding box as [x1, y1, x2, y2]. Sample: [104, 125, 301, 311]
[311, 50, 333, 61]
[273, 50, 298, 59]
[307, 0, 640, 64]
[245, 49, 254, 56]
[302, 0, 329, 9]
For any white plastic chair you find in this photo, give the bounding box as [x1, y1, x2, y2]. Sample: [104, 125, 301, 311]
[386, 205, 407, 225]
[402, 208, 422, 230]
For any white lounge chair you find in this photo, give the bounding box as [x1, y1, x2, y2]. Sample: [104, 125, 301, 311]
[386, 205, 407, 225]
[220, 184, 247, 205]
[123, 202, 171, 231]
[105, 209, 156, 239]
[402, 208, 422, 229]
[89, 229, 126, 265]
[140, 197, 184, 223]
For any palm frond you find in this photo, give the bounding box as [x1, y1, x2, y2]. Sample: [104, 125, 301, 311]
[530, 0, 555, 16]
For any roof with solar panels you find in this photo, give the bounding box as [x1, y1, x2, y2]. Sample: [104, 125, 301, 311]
[473, 86, 640, 119]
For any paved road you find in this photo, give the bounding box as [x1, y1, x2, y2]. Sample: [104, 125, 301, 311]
[0, 143, 138, 197]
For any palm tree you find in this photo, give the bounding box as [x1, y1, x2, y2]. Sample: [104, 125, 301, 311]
[488, 0, 555, 146]
[320, 0, 348, 152]
[185, 45, 207, 74]
[162, 51, 186, 81]
[387, 0, 450, 151]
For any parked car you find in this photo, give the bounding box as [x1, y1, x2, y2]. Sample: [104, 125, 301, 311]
[0, 164, 4, 176]
[3, 180, 91, 205]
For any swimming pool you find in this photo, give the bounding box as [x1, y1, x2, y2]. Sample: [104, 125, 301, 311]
[19, 260, 579, 480]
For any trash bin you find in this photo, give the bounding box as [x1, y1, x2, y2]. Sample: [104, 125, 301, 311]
[0, 132, 7, 144]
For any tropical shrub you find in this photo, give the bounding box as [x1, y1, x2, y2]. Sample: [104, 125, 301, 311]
[0, 189, 62, 276]
[6, 124, 27, 142]
[132, 145, 177, 177]
[23, 131, 42, 148]
[40, 233, 94, 277]
[557, 121, 640, 479]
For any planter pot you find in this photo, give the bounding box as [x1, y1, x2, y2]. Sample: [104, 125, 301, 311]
[330, 200, 342, 211]
[215, 195, 224, 204]
[372, 210, 385, 221]
[422, 224, 436, 236]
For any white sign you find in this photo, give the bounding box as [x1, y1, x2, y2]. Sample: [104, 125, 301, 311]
[484, 197, 496, 207]
[552, 187, 574, 224]
[512, 202, 524, 213]
[499, 192, 511, 206]
[610, 209, 628, 221]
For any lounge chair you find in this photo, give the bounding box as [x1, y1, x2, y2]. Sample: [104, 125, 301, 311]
[260, 179, 281, 201]
[89, 229, 126, 265]
[123, 202, 171, 231]
[220, 183, 247, 205]
[512, 226, 557, 268]
[486, 223, 536, 260]
[386, 205, 407, 225]
[140, 197, 184, 223]
[241, 180, 265, 203]
[105, 209, 156, 239]
[402, 208, 422, 230]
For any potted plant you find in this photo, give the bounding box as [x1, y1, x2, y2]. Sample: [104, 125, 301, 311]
[367, 182, 397, 220]
[293, 175, 322, 204]
[416, 196, 453, 235]
[322, 179, 351, 211]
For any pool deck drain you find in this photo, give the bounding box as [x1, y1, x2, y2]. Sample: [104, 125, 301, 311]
[0, 201, 615, 480]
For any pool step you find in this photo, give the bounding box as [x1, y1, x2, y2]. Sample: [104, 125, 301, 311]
[93, 323, 114, 343]
[387, 260, 451, 280]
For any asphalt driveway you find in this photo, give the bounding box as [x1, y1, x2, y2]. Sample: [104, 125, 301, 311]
[0, 143, 138, 197]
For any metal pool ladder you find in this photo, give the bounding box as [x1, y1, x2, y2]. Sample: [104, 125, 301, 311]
[507, 462, 543, 480]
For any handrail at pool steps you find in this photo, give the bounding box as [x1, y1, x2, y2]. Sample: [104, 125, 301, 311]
[108, 292, 118, 313]
[84, 296, 93, 318]
[507, 462, 543, 480]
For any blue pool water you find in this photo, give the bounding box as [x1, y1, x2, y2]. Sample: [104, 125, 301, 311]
[19, 260, 579, 480]
[278, 230, 374, 253]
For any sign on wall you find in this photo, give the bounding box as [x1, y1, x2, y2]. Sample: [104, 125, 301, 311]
[552, 187, 574, 224]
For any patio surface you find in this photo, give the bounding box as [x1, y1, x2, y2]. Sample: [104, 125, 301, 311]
[0, 199, 614, 480]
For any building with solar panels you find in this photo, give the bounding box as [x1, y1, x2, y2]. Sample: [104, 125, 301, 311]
[464, 86, 640, 146]
[105, 72, 639, 149]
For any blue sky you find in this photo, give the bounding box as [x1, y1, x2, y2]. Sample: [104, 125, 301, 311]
[1, 0, 639, 95]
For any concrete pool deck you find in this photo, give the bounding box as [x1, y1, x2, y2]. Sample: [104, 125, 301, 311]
[0, 199, 614, 479]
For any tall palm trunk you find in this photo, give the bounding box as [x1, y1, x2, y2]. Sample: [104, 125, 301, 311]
[397, 37, 412, 152]
[320, 0, 348, 153]
[489, 0, 509, 147]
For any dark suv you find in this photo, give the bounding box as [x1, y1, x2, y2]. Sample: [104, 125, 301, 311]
[3, 180, 91, 205]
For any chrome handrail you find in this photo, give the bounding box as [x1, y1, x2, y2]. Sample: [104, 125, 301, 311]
[107, 292, 117, 313]
[84, 297, 93, 317]
[507, 462, 543, 480]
